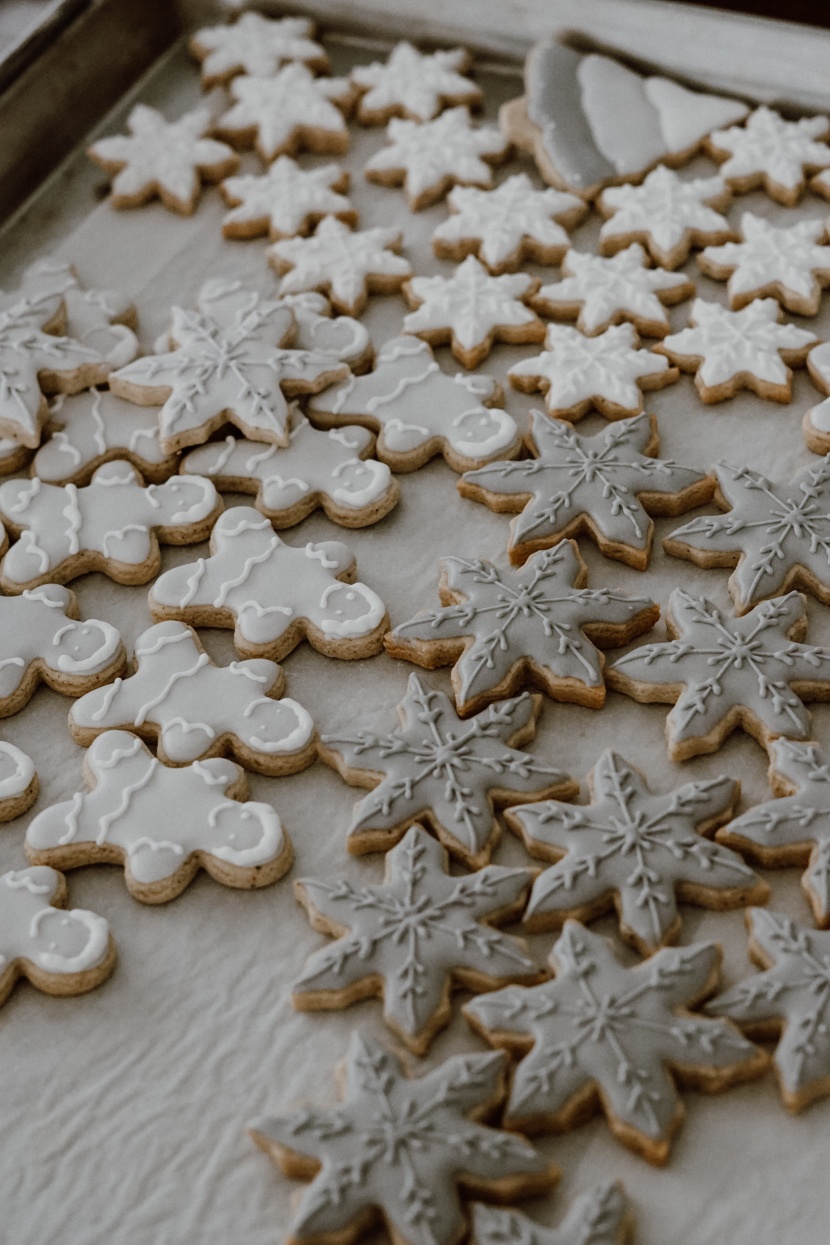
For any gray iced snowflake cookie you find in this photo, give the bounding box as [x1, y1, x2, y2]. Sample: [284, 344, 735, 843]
[464, 921, 767, 1164]
[470, 1184, 633, 1245]
[664, 459, 830, 614]
[460, 410, 711, 570]
[698, 213, 830, 316]
[216, 65, 355, 163]
[293, 823, 540, 1052]
[507, 748, 766, 953]
[269, 216, 411, 316]
[249, 1032, 558, 1245]
[705, 106, 830, 206]
[319, 673, 574, 869]
[607, 590, 830, 761]
[69, 620, 315, 776]
[34, 390, 178, 486]
[189, 13, 328, 87]
[87, 104, 238, 215]
[385, 543, 659, 718]
[351, 41, 482, 124]
[220, 157, 356, 241]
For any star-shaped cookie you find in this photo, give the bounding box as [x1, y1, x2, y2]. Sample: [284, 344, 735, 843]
[698, 213, 830, 315]
[351, 41, 482, 123]
[189, 13, 328, 87]
[470, 1185, 632, 1245]
[706, 106, 830, 206]
[216, 65, 355, 162]
[220, 157, 356, 241]
[269, 216, 411, 316]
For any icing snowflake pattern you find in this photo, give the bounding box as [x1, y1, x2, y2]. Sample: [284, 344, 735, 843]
[707, 106, 830, 204]
[698, 213, 830, 315]
[269, 216, 411, 316]
[470, 1184, 631, 1245]
[598, 166, 734, 269]
[216, 65, 354, 162]
[352, 41, 482, 123]
[220, 157, 355, 241]
[189, 13, 328, 87]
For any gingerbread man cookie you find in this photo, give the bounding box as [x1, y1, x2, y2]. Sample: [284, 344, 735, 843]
[351, 41, 482, 124]
[0, 743, 37, 822]
[470, 1184, 632, 1245]
[269, 216, 411, 316]
[705, 106, 830, 206]
[216, 66, 354, 163]
[220, 157, 356, 241]
[34, 390, 179, 486]
[698, 213, 830, 316]
[189, 13, 328, 88]
[276, 292, 371, 370]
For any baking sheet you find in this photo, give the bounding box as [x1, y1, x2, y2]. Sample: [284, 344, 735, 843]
[1, 34, 830, 1245]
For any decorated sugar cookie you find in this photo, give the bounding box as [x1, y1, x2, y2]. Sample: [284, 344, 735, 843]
[706, 106, 830, 206]
[216, 66, 354, 163]
[34, 390, 178, 486]
[351, 41, 482, 124]
[805, 341, 830, 454]
[189, 13, 328, 87]
[269, 216, 411, 316]
[27, 257, 139, 370]
[0, 743, 37, 822]
[220, 157, 355, 240]
[274, 291, 371, 371]
[470, 1185, 632, 1245]
[698, 213, 830, 315]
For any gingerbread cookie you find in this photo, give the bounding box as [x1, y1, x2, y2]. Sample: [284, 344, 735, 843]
[0, 743, 37, 822]
[607, 590, 830, 761]
[470, 1185, 632, 1245]
[34, 390, 178, 486]
[460, 410, 711, 569]
[220, 157, 355, 241]
[189, 13, 328, 88]
[385, 543, 659, 717]
[69, 620, 315, 776]
[276, 292, 371, 371]
[698, 213, 830, 316]
[351, 41, 482, 124]
[28, 257, 139, 370]
[149, 507, 388, 661]
[464, 922, 767, 1164]
[293, 824, 540, 1052]
[705, 106, 830, 206]
[269, 216, 411, 316]
[0, 438, 33, 478]
[307, 336, 519, 473]
[88, 104, 238, 215]
[508, 322, 677, 423]
[319, 673, 574, 869]
[216, 66, 354, 163]
[0, 867, 114, 1007]
[364, 108, 510, 211]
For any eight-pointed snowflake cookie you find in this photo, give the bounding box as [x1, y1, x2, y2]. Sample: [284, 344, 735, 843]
[607, 590, 830, 761]
[189, 13, 328, 88]
[508, 322, 677, 423]
[220, 157, 356, 241]
[698, 213, 830, 316]
[0, 742, 37, 822]
[216, 66, 355, 163]
[464, 921, 767, 1164]
[469, 1184, 632, 1245]
[87, 104, 239, 215]
[149, 506, 388, 662]
[364, 107, 511, 211]
[460, 410, 711, 570]
[351, 41, 482, 124]
[34, 389, 179, 486]
[432, 175, 587, 274]
[319, 673, 575, 869]
[293, 823, 541, 1052]
[385, 543, 659, 718]
[705, 106, 830, 206]
[69, 620, 315, 776]
[507, 748, 766, 954]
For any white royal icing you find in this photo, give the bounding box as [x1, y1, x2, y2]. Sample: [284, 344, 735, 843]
[0, 866, 110, 983]
[217, 65, 353, 162]
[365, 107, 509, 205]
[23, 257, 139, 369]
[35, 390, 175, 485]
[221, 157, 353, 240]
[351, 41, 481, 122]
[699, 212, 830, 312]
[269, 216, 411, 315]
[403, 255, 540, 358]
[0, 742, 35, 803]
[190, 13, 327, 85]
[598, 165, 732, 265]
[709, 106, 830, 197]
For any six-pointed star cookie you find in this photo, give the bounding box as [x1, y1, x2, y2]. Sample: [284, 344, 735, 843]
[432, 175, 587, 274]
[293, 823, 540, 1052]
[352, 41, 482, 123]
[220, 157, 356, 240]
[607, 590, 830, 761]
[508, 323, 677, 422]
[533, 243, 694, 338]
[365, 107, 510, 210]
[403, 255, 544, 368]
[656, 298, 817, 404]
[708, 908, 830, 1110]
[597, 166, 735, 270]
[507, 749, 766, 953]
[385, 543, 659, 717]
[249, 1033, 558, 1245]
[269, 216, 411, 316]
[189, 13, 328, 87]
[34, 390, 179, 486]
[87, 104, 238, 215]
[665, 459, 830, 613]
[706, 106, 830, 206]
[319, 673, 575, 869]
[698, 213, 830, 316]
[464, 921, 767, 1164]
[460, 410, 711, 569]
[216, 66, 355, 163]
[470, 1184, 632, 1245]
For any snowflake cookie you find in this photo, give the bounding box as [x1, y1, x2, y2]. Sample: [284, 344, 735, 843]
[307, 336, 519, 473]
[508, 322, 677, 422]
[805, 340, 830, 454]
[181, 411, 399, 529]
[470, 1184, 632, 1245]
[533, 243, 694, 338]
[460, 410, 711, 570]
[432, 175, 587, 275]
[507, 749, 766, 953]
[0, 464, 219, 593]
[402, 256, 544, 369]
[364, 107, 511, 211]
[465, 922, 767, 1163]
[385, 543, 659, 717]
[189, 13, 328, 88]
[319, 673, 574, 869]
[656, 297, 817, 404]
[0, 743, 37, 822]
[607, 590, 830, 761]
[69, 620, 315, 776]
[0, 867, 114, 1008]
[698, 213, 830, 316]
[705, 106, 830, 206]
[293, 824, 540, 1052]
[149, 507, 388, 662]
[87, 104, 238, 215]
[249, 1032, 558, 1245]
[34, 390, 179, 486]
[351, 41, 482, 124]
[665, 459, 830, 614]
[269, 216, 411, 316]
[216, 66, 354, 163]
[220, 157, 356, 241]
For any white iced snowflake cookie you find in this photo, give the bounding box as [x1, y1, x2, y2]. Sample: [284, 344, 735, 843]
[804, 340, 830, 454]
[269, 216, 411, 316]
[0, 742, 37, 822]
[698, 213, 830, 315]
[0, 463, 220, 592]
[403, 255, 544, 369]
[220, 157, 356, 240]
[365, 107, 511, 210]
[69, 620, 315, 776]
[34, 390, 178, 486]
[597, 165, 735, 270]
[307, 336, 519, 473]
[149, 507, 388, 662]
[508, 321, 677, 421]
[189, 13, 328, 88]
[87, 104, 238, 215]
[216, 65, 354, 163]
[656, 297, 817, 404]
[26, 730, 293, 903]
[706, 106, 830, 206]
[470, 1185, 632, 1245]
[351, 41, 482, 124]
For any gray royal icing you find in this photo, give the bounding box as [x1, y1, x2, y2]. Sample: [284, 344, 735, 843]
[709, 106, 830, 197]
[365, 107, 509, 204]
[191, 13, 327, 83]
[217, 65, 353, 162]
[403, 255, 539, 358]
[470, 1184, 630, 1245]
[351, 41, 481, 122]
[269, 216, 412, 315]
[221, 157, 354, 240]
[0, 866, 110, 982]
[34, 389, 177, 485]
